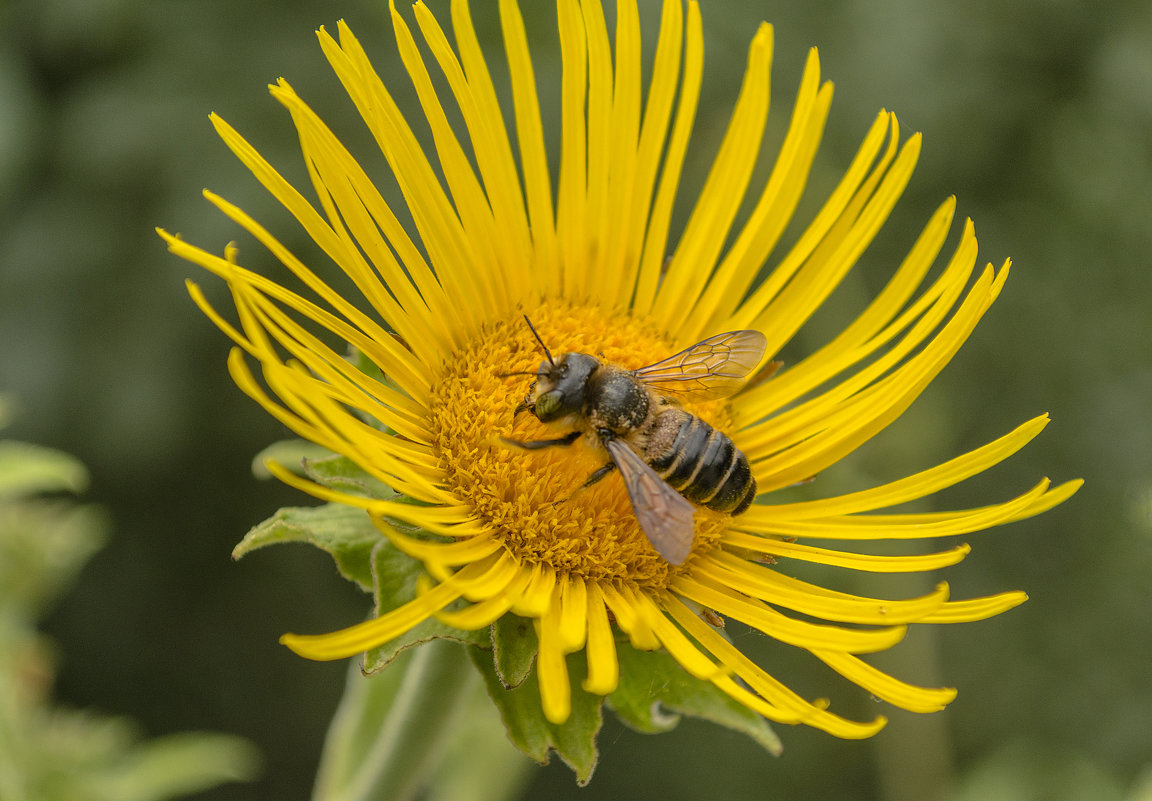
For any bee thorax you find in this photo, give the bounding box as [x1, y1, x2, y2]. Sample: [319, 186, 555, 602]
[586, 367, 649, 433]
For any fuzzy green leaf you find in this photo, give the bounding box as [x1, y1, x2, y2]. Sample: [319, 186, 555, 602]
[250, 439, 336, 479]
[609, 645, 782, 756]
[469, 646, 602, 786]
[0, 442, 89, 497]
[91, 732, 260, 801]
[346, 345, 386, 384]
[360, 541, 488, 673]
[491, 614, 537, 689]
[233, 504, 381, 591]
[425, 664, 535, 801]
[0, 502, 107, 614]
[251, 440, 396, 500]
[302, 454, 395, 500]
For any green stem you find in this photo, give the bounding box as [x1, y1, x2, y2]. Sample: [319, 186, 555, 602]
[313, 641, 476, 801]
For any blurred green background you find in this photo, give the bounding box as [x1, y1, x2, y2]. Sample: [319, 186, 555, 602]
[1, 0, 1148, 799]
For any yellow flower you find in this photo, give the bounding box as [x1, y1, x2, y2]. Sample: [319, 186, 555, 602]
[160, 0, 1079, 739]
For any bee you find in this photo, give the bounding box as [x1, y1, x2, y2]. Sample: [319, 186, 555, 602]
[503, 316, 768, 565]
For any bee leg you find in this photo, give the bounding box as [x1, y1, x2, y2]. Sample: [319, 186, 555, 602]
[580, 461, 617, 488]
[500, 431, 581, 450]
[551, 461, 616, 507]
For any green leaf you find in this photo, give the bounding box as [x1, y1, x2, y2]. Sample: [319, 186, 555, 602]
[232, 504, 381, 592]
[302, 454, 396, 500]
[469, 646, 602, 786]
[0, 502, 107, 613]
[361, 541, 488, 673]
[609, 645, 782, 756]
[0, 442, 89, 497]
[425, 663, 535, 801]
[491, 614, 537, 689]
[91, 732, 261, 801]
[250, 439, 336, 479]
[313, 651, 416, 800]
[251, 441, 395, 500]
[346, 345, 386, 384]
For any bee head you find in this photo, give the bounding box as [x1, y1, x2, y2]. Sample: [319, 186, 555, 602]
[532, 352, 598, 422]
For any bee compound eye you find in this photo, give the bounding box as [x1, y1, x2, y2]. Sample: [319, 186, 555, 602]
[535, 391, 562, 419]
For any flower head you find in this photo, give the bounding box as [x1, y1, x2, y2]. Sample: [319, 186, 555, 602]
[160, 0, 1078, 742]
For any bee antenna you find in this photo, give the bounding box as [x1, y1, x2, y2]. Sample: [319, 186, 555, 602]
[522, 315, 554, 366]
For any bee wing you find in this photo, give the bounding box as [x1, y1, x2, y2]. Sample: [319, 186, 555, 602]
[633, 330, 768, 401]
[605, 438, 695, 564]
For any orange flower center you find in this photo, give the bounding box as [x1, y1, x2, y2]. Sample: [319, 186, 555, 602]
[428, 301, 731, 590]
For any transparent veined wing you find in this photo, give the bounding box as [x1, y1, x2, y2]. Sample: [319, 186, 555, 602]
[605, 438, 695, 564]
[633, 330, 767, 401]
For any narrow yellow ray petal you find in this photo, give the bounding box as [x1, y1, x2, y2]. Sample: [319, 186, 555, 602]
[601, 582, 660, 651]
[510, 563, 557, 618]
[499, 0, 559, 287]
[827, 478, 1081, 527]
[388, 2, 510, 313]
[267, 82, 454, 355]
[671, 574, 907, 653]
[558, 574, 589, 652]
[447, 0, 535, 282]
[691, 48, 830, 341]
[613, 0, 683, 310]
[556, 0, 587, 300]
[183, 279, 256, 362]
[743, 414, 1052, 520]
[281, 579, 463, 660]
[735, 226, 975, 451]
[708, 674, 805, 725]
[375, 517, 502, 567]
[188, 192, 434, 403]
[233, 282, 429, 429]
[440, 551, 521, 602]
[259, 366, 442, 495]
[652, 22, 773, 333]
[569, 0, 614, 301]
[725, 109, 891, 331]
[411, 0, 534, 305]
[735, 479, 1051, 541]
[226, 352, 447, 503]
[224, 350, 327, 454]
[753, 124, 921, 357]
[734, 201, 966, 428]
[535, 613, 572, 724]
[632, 1, 703, 316]
[698, 553, 951, 625]
[433, 561, 533, 629]
[662, 594, 888, 737]
[753, 265, 1007, 491]
[721, 533, 972, 573]
[812, 650, 957, 713]
[434, 594, 511, 630]
[919, 591, 1028, 623]
[582, 583, 619, 694]
[261, 461, 483, 541]
[269, 81, 449, 358]
[318, 23, 487, 333]
[596, 0, 641, 308]
[162, 224, 431, 408]
[622, 585, 723, 680]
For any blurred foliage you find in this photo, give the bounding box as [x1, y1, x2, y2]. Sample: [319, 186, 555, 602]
[0, 1, 1149, 800]
[0, 398, 259, 800]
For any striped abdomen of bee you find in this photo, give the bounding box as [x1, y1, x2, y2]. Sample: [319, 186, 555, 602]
[640, 408, 756, 515]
